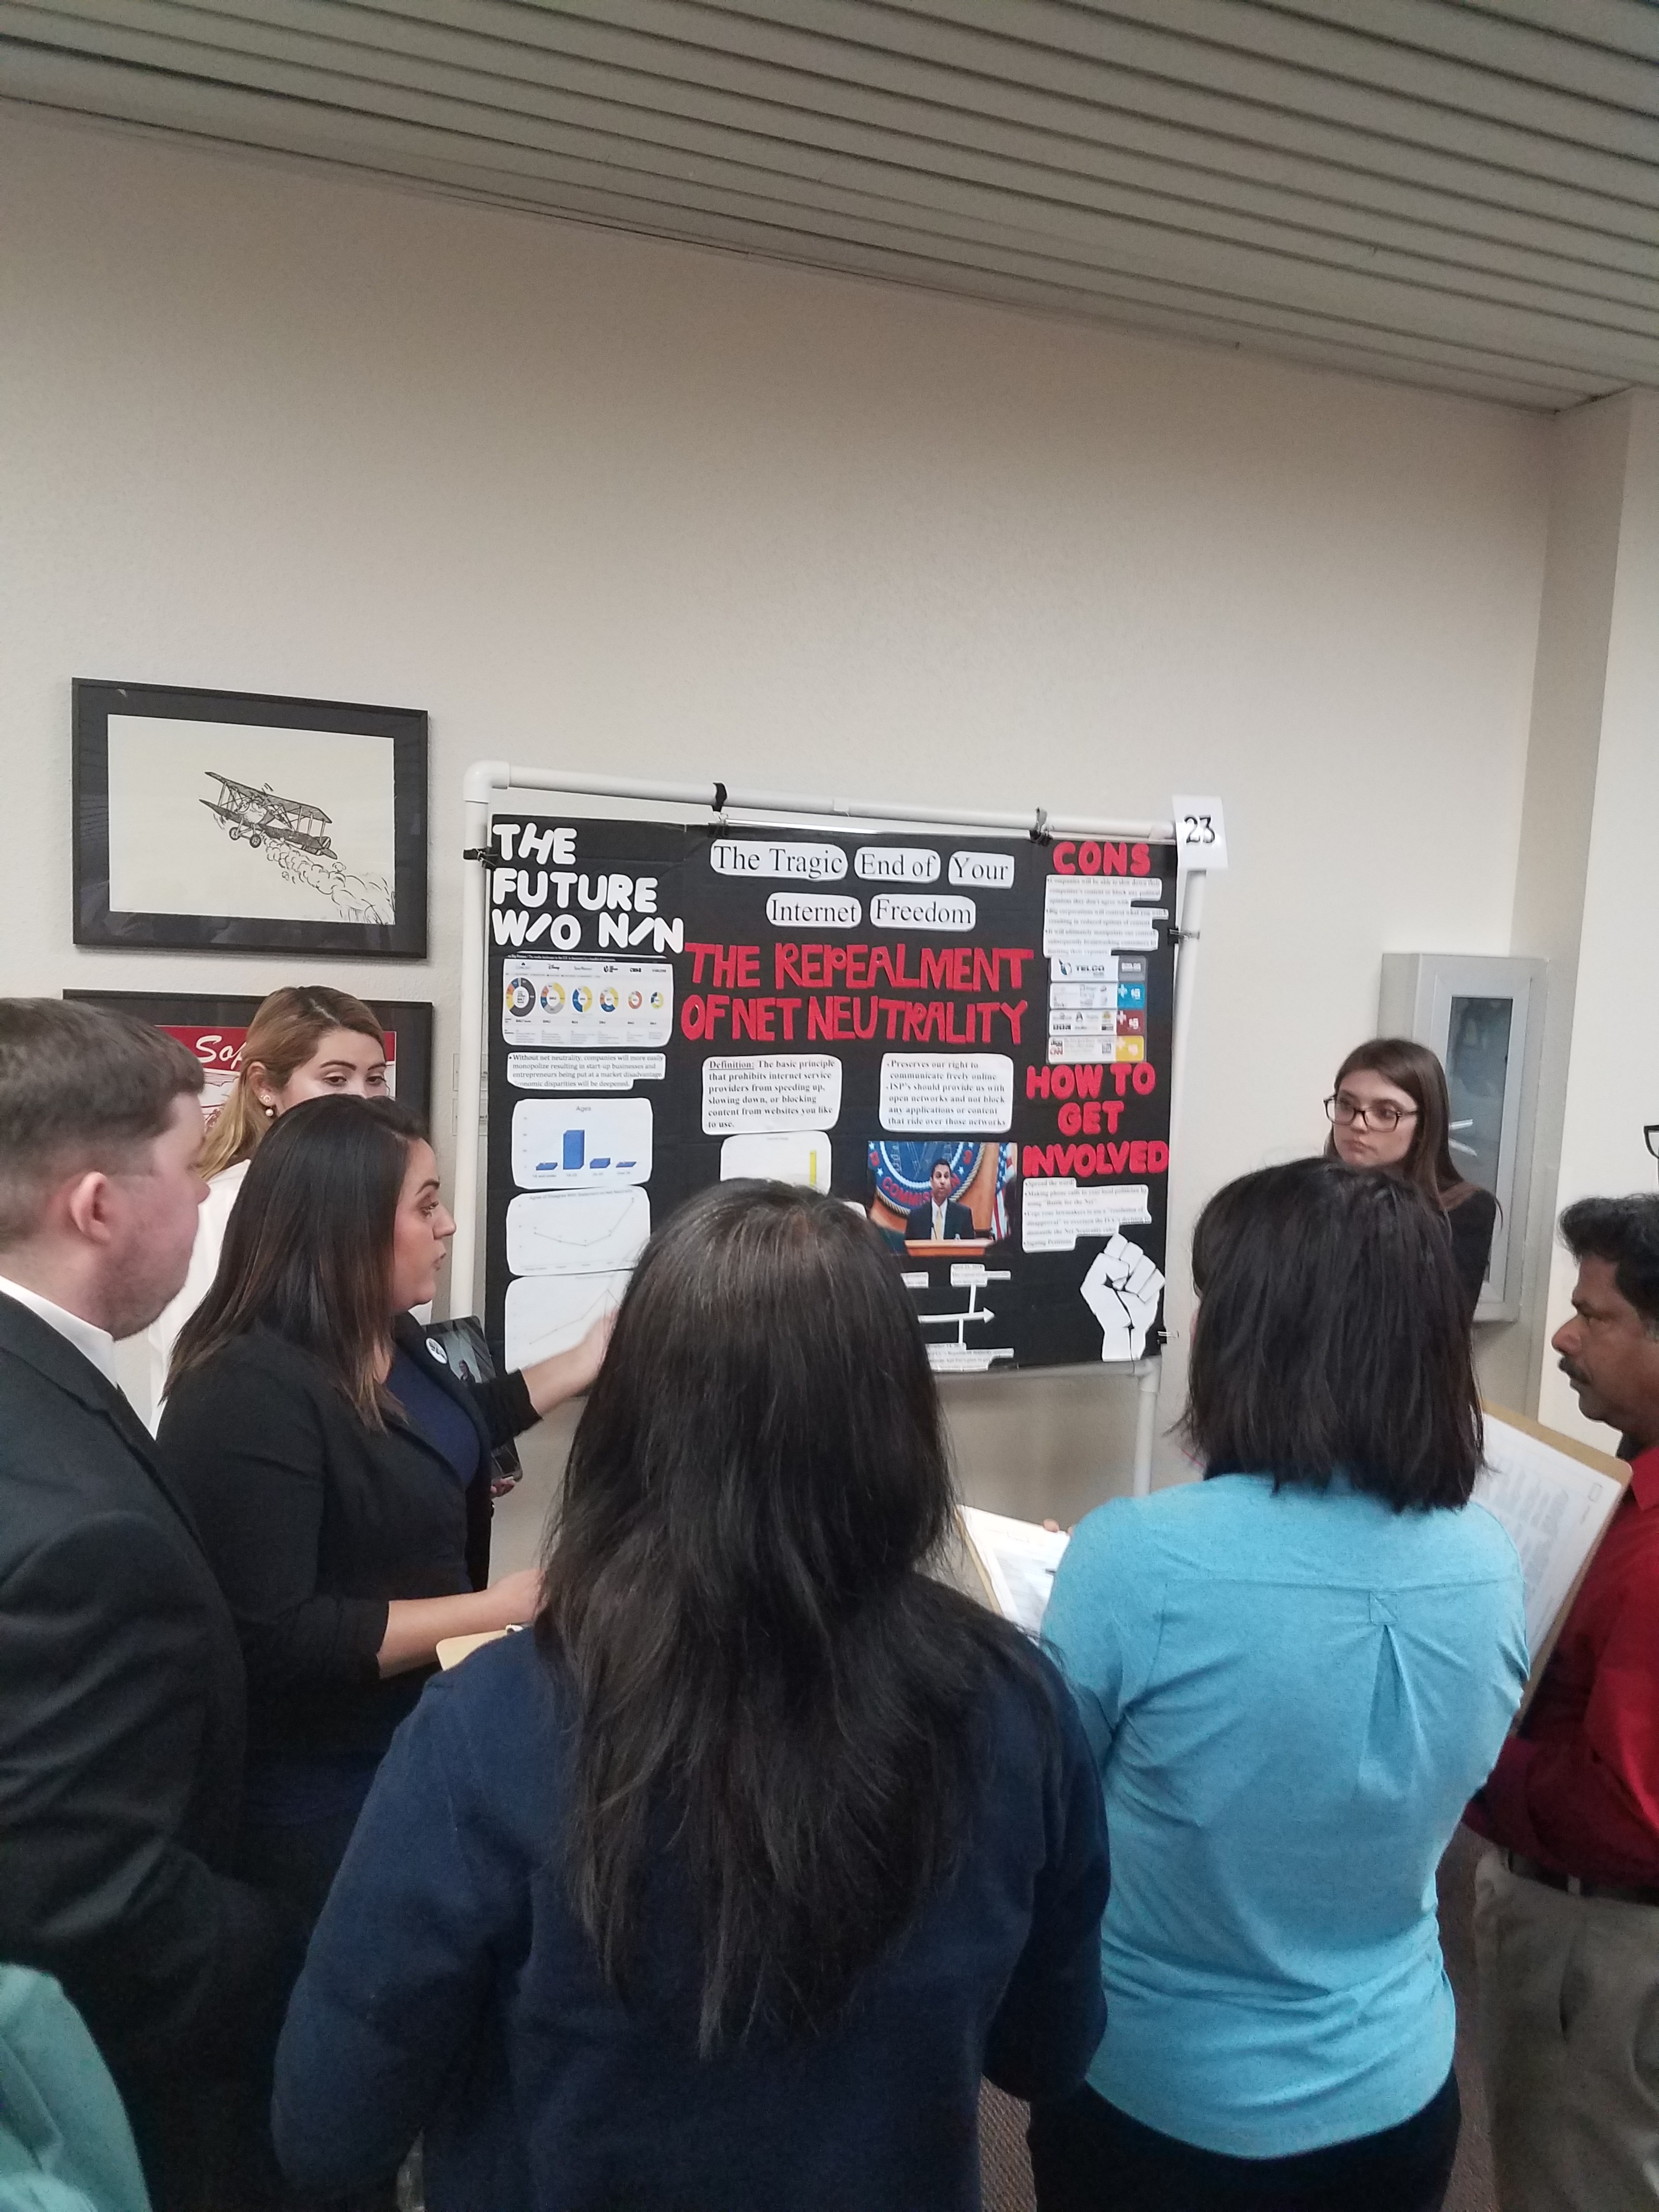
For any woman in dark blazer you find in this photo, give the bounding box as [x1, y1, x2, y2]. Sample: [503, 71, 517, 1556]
[157, 1096, 605, 1922]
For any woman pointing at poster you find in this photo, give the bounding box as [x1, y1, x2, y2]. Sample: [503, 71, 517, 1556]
[156, 1097, 607, 1933]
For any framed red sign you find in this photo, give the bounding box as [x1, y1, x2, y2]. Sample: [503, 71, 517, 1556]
[63, 991, 434, 1130]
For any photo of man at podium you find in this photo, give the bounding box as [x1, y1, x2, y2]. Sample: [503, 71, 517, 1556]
[905, 1159, 975, 1245]
[866, 1141, 1017, 1260]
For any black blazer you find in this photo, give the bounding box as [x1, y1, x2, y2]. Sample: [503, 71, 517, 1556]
[156, 1321, 537, 1772]
[1447, 1186, 1499, 1316]
[905, 1198, 976, 1241]
[0, 1292, 295, 2205]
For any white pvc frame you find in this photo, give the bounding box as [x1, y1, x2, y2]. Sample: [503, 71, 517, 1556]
[452, 761, 1211, 1496]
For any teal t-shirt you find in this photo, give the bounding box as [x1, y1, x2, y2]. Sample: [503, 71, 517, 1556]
[0, 1965, 151, 2212]
[1042, 1474, 1527, 2157]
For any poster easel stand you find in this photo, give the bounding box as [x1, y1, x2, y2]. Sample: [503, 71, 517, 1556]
[452, 761, 1216, 1497]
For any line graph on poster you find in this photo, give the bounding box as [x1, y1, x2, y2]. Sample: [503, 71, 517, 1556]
[505, 1189, 651, 1276]
[505, 1271, 630, 1368]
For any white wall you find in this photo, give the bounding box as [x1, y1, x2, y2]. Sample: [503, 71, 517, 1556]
[1535, 390, 1659, 1442]
[0, 105, 1552, 1523]
[1502, 395, 1630, 1420]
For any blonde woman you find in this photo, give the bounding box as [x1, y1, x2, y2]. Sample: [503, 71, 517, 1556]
[144, 986, 388, 1421]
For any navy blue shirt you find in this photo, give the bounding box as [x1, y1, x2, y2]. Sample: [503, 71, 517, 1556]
[273, 1623, 1108, 2211]
[387, 1350, 481, 1492]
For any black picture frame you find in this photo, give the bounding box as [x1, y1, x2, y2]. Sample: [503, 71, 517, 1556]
[73, 679, 428, 957]
[62, 991, 435, 1131]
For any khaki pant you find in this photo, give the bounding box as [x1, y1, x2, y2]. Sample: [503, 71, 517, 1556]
[1475, 1848, 1659, 2211]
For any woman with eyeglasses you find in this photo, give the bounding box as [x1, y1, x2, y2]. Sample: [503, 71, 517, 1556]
[1325, 1038, 1497, 1315]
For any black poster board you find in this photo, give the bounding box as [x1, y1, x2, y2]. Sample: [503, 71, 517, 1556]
[483, 816, 1176, 1376]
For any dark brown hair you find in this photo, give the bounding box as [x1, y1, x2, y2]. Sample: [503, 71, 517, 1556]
[0, 1000, 202, 1249]
[200, 985, 385, 1178]
[1325, 1037, 1475, 1211]
[1183, 1158, 1482, 1510]
[171, 1094, 424, 1421]
[538, 1180, 1049, 2053]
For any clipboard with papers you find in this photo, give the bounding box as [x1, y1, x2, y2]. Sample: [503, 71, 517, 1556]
[1475, 1404, 1630, 1716]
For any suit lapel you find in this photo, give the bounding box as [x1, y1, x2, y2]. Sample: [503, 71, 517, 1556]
[0, 1293, 207, 1547]
[98, 1387, 209, 1544]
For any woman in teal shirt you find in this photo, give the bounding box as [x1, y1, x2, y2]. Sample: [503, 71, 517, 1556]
[1037, 1159, 1527, 2212]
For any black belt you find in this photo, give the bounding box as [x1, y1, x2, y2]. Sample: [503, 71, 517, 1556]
[1506, 1850, 1659, 1909]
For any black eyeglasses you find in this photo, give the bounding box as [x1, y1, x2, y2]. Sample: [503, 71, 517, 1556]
[1325, 1093, 1420, 1134]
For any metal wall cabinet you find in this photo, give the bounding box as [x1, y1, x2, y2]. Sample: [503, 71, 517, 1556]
[1379, 955, 1548, 1325]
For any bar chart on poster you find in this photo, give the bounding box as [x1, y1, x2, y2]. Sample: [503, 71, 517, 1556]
[481, 814, 1178, 1377]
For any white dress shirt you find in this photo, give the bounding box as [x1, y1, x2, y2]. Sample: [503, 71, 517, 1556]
[933, 1198, 948, 1240]
[0, 1271, 117, 1383]
[144, 1156, 249, 1429]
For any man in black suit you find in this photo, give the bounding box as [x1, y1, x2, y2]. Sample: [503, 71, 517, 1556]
[0, 1001, 295, 2209]
[905, 1158, 975, 1243]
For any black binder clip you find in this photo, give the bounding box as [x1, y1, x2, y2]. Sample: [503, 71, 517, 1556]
[1029, 807, 1053, 846]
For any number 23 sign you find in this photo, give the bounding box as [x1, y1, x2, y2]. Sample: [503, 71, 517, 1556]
[1171, 795, 1228, 871]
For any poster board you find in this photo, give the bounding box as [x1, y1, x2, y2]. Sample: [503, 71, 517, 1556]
[1476, 1404, 1630, 1713]
[482, 814, 1177, 1375]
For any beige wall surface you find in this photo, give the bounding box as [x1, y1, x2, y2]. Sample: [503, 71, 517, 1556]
[1, 105, 1553, 1521]
[1534, 391, 1659, 1444]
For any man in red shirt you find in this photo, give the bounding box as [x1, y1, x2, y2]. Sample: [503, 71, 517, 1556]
[1469, 1193, 1659, 2211]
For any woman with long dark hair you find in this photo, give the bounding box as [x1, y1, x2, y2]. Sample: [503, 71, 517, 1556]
[1324, 1036, 1497, 1313]
[1030, 1160, 1527, 2212]
[156, 1096, 605, 1921]
[271, 1182, 1109, 2210]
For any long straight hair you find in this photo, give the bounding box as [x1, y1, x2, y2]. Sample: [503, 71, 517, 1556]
[171, 1094, 421, 1422]
[1324, 1036, 1475, 1209]
[199, 985, 385, 1179]
[538, 1180, 1045, 2053]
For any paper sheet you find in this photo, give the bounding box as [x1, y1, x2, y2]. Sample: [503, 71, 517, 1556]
[1474, 1409, 1629, 1676]
[961, 1506, 1070, 1635]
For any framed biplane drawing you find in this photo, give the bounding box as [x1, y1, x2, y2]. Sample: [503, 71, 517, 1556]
[72, 680, 427, 956]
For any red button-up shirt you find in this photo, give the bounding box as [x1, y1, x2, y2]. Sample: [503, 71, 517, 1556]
[1470, 1443, 1659, 1886]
